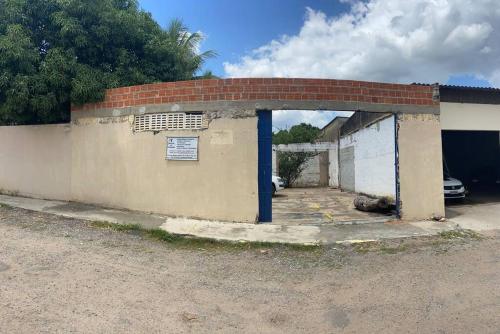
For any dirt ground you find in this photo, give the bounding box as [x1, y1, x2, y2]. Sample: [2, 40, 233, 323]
[272, 187, 393, 225]
[0, 205, 499, 334]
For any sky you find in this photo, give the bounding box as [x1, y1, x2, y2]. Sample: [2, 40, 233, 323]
[139, 0, 500, 129]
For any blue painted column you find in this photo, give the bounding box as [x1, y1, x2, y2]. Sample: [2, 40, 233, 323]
[258, 110, 272, 222]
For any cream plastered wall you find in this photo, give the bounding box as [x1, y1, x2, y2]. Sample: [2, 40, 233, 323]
[70, 115, 259, 223]
[441, 102, 500, 131]
[397, 114, 445, 220]
[0, 124, 72, 200]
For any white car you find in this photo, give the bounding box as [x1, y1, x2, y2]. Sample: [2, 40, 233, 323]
[444, 176, 466, 199]
[272, 175, 285, 196]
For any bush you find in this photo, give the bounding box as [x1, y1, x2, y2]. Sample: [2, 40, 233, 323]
[278, 151, 317, 186]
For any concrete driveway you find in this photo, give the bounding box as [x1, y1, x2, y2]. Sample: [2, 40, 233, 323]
[447, 202, 500, 231]
[272, 187, 393, 225]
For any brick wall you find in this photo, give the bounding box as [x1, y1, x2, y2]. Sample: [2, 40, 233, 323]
[72, 78, 438, 111]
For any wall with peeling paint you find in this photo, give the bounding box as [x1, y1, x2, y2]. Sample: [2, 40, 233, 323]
[397, 113, 445, 219]
[0, 113, 259, 223]
[70, 114, 259, 223]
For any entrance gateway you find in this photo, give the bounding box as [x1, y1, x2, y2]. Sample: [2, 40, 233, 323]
[1, 78, 443, 223]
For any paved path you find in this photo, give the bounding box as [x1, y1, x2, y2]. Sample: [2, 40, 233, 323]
[272, 188, 392, 225]
[0, 194, 465, 244]
[446, 202, 500, 231]
[0, 205, 498, 333]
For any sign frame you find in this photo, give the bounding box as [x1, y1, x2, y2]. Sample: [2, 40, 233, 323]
[166, 136, 199, 161]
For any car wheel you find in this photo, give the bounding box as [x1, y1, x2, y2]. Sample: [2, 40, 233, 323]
[272, 184, 276, 196]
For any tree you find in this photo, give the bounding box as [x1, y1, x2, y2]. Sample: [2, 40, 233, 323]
[0, 0, 215, 125]
[273, 122, 320, 186]
[272, 123, 321, 145]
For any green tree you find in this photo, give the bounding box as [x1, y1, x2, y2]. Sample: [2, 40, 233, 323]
[272, 122, 320, 186]
[0, 0, 215, 125]
[272, 123, 321, 144]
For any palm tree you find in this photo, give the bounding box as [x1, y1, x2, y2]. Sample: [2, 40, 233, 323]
[165, 19, 217, 79]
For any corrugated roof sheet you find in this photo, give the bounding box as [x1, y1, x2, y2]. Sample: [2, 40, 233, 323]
[412, 83, 500, 104]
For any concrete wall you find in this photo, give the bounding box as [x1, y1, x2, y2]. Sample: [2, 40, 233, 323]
[272, 147, 278, 176]
[340, 116, 396, 198]
[70, 115, 258, 223]
[294, 155, 321, 187]
[0, 114, 259, 223]
[0, 124, 72, 200]
[441, 102, 500, 131]
[339, 146, 355, 191]
[328, 145, 339, 187]
[397, 113, 445, 219]
[0, 77, 442, 224]
[272, 142, 336, 187]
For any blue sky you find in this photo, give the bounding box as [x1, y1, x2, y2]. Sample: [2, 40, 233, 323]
[138, 0, 499, 129]
[139, 0, 349, 76]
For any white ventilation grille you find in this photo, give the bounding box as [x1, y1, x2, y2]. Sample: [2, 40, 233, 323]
[134, 113, 203, 132]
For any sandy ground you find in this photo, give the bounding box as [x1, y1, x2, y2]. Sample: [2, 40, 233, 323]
[0, 205, 499, 334]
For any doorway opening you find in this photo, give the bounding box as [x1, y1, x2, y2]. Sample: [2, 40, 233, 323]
[443, 130, 500, 206]
[259, 109, 395, 225]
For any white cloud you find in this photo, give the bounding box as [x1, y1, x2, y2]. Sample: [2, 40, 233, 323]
[224, 0, 500, 87]
[272, 110, 353, 131]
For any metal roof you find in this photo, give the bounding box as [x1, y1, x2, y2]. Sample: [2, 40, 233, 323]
[413, 83, 500, 104]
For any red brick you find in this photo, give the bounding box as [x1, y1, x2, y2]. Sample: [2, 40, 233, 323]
[72, 77, 437, 111]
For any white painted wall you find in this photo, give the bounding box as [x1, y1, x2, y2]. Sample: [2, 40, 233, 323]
[272, 142, 337, 187]
[274, 143, 336, 151]
[272, 148, 277, 175]
[328, 145, 339, 187]
[293, 155, 321, 187]
[340, 116, 396, 198]
[441, 102, 500, 131]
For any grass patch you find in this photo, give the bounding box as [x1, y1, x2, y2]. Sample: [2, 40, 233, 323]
[90, 221, 141, 232]
[379, 244, 408, 254]
[145, 228, 182, 242]
[89, 220, 320, 252]
[438, 229, 482, 240]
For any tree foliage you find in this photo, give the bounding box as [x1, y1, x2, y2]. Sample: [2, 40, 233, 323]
[272, 123, 321, 145]
[273, 123, 320, 186]
[0, 0, 215, 125]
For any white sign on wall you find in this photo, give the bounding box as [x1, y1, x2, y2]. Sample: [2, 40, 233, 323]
[166, 137, 198, 161]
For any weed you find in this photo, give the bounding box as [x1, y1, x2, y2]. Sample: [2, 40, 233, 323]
[0, 200, 14, 209]
[145, 228, 181, 242]
[90, 221, 141, 232]
[88, 220, 321, 252]
[438, 229, 482, 240]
